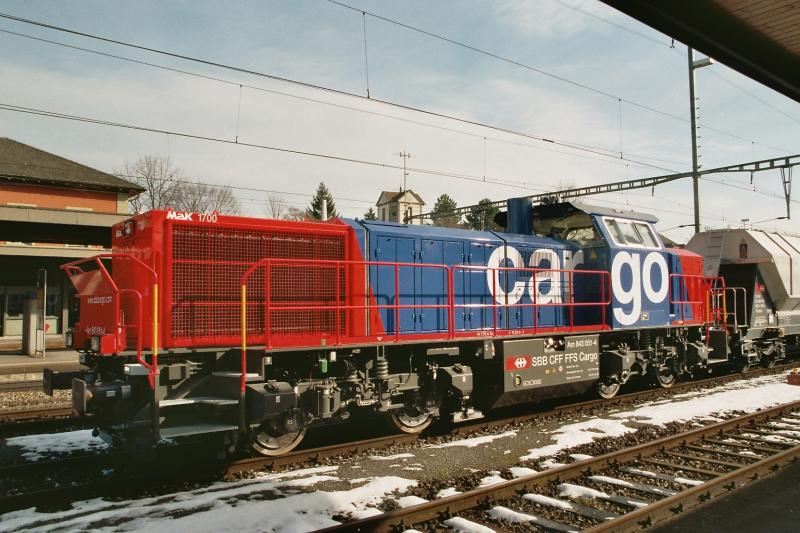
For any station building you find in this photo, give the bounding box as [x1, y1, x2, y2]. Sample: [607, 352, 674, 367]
[0, 138, 143, 340]
[375, 189, 425, 225]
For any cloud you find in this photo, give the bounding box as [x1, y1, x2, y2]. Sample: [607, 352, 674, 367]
[0, 0, 796, 241]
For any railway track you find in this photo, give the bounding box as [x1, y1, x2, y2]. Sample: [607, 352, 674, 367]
[0, 363, 796, 516]
[0, 406, 86, 439]
[0, 380, 43, 393]
[321, 398, 800, 532]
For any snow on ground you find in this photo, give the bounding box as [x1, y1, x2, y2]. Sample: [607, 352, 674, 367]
[395, 495, 428, 508]
[436, 487, 461, 498]
[521, 419, 632, 461]
[477, 473, 506, 487]
[443, 516, 495, 533]
[521, 374, 800, 462]
[6, 374, 800, 531]
[612, 375, 800, 424]
[368, 452, 415, 461]
[428, 430, 517, 449]
[5, 429, 109, 461]
[569, 453, 593, 461]
[509, 466, 537, 478]
[0, 465, 416, 533]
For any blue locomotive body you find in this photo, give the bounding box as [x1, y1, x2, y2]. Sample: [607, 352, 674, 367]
[344, 199, 700, 338]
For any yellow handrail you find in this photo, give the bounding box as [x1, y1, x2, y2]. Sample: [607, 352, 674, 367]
[152, 282, 158, 387]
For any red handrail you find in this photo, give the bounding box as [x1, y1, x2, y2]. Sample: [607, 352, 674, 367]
[451, 265, 612, 332]
[61, 254, 159, 389]
[240, 258, 452, 392]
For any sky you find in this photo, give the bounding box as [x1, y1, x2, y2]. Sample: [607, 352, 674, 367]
[0, 0, 798, 243]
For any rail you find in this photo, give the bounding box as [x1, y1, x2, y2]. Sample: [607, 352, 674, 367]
[61, 254, 159, 389]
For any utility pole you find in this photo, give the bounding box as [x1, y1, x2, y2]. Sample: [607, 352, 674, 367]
[688, 48, 714, 234]
[396, 151, 411, 191]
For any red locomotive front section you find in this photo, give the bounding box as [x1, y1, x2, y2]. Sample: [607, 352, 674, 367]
[66, 210, 367, 355]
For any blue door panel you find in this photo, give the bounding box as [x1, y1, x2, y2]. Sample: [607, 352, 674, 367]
[374, 235, 415, 333]
[468, 243, 491, 331]
[446, 241, 467, 331]
[419, 239, 446, 332]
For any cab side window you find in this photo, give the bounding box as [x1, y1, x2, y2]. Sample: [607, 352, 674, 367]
[634, 222, 659, 247]
[603, 218, 661, 249]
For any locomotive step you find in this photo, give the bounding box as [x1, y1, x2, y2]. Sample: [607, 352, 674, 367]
[211, 372, 262, 382]
[160, 423, 239, 439]
[159, 396, 239, 407]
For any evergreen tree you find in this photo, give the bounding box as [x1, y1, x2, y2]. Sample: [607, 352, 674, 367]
[431, 194, 461, 227]
[363, 207, 378, 220]
[465, 198, 500, 231]
[306, 182, 337, 220]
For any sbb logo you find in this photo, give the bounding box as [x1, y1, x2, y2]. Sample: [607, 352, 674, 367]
[611, 251, 668, 326]
[505, 355, 531, 371]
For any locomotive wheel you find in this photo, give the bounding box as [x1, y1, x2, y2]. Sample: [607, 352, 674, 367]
[389, 406, 434, 434]
[654, 367, 676, 389]
[251, 419, 306, 456]
[597, 380, 620, 399]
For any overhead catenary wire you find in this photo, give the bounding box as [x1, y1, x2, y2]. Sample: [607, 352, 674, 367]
[551, 0, 800, 128]
[324, 0, 791, 154]
[0, 12, 794, 220]
[0, 25, 681, 174]
[0, 102, 551, 192]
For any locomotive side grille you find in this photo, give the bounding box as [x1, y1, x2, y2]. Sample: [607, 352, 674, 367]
[170, 223, 346, 344]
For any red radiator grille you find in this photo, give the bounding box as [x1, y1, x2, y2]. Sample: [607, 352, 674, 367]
[170, 223, 346, 344]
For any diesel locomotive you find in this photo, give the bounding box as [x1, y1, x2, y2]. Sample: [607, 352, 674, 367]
[44, 198, 800, 455]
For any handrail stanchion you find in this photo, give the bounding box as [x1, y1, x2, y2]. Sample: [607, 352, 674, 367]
[265, 263, 272, 349]
[492, 268, 498, 334]
[568, 270, 574, 331]
[394, 264, 401, 341]
[336, 262, 342, 345]
[447, 268, 455, 338]
[601, 273, 607, 329]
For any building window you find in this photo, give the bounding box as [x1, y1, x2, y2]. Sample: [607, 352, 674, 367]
[6, 294, 23, 316]
[46, 293, 61, 317]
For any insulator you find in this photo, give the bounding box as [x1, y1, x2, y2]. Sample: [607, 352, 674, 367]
[375, 357, 389, 381]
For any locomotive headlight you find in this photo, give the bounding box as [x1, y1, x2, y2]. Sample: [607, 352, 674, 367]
[90, 336, 101, 352]
[65, 331, 73, 348]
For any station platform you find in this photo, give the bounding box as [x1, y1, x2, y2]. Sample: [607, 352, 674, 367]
[0, 343, 81, 382]
[652, 461, 800, 533]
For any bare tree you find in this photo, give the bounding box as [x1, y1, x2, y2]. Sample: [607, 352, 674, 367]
[124, 155, 183, 213]
[123, 154, 239, 214]
[175, 182, 239, 214]
[265, 194, 288, 219]
[284, 206, 307, 221]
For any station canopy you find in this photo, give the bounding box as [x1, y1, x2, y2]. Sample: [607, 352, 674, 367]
[602, 0, 800, 103]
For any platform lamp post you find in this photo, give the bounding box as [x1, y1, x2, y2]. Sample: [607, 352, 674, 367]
[688, 48, 714, 234]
